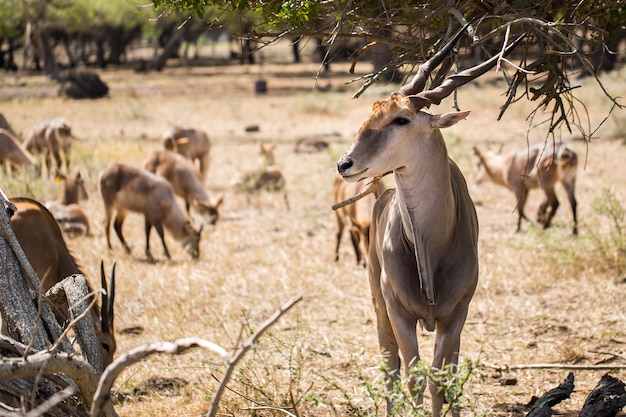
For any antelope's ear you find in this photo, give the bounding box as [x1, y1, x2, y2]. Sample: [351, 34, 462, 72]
[431, 111, 471, 129]
[214, 194, 224, 207]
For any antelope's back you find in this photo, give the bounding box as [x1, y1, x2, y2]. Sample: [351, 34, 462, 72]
[10, 197, 82, 290]
[100, 163, 176, 213]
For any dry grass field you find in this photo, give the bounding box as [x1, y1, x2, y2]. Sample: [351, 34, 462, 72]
[1, 42, 625, 416]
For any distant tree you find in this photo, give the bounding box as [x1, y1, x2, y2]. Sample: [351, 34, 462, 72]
[151, 0, 626, 138]
[0, 0, 150, 74]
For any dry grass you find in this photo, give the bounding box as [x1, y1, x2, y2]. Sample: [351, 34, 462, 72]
[1, 46, 625, 416]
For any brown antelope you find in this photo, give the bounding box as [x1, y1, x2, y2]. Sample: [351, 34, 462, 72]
[162, 125, 211, 179]
[0, 128, 38, 172]
[332, 175, 385, 267]
[336, 28, 521, 416]
[473, 142, 578, 234]
[45, 171, 91, 235]
[232, 142, 289, 209]
[24, 117, 75, 174]
[9, 197, 116, 369]
[143, 150, 223, 225]
[98, 163, 203, 261]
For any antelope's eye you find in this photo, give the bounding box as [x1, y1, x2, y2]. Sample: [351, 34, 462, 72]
[392, 117, 410, 126]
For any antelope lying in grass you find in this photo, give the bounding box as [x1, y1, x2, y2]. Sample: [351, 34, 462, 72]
[143, 150, 223, 225]
[336, 28, 521, 416]
[473, 141, 578, 234]
[45, 171, 91, 235]
[99, 163, 203, 261]
[162, 125, 211, 179]
[0, 128, 38, 172]
[24, 117, 75, 174]
[9, 197, 116, 369]
[231, 142, 289, 209]
[332, 175, 385, 267]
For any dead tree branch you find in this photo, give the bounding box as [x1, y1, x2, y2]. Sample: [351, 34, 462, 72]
[91, 338, 228, 417]
[206, 295, 303, 417]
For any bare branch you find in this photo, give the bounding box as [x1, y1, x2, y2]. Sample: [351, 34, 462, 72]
[206, 295, 303, 417]
[0, 351, 111, 416]
[91, 337, 228, 417]
[332, 177, 384, 211]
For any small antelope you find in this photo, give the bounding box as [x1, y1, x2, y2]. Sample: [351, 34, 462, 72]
[45, 171, 91, 235]
[98, 163, 203, 261]
[0, 128, 38, 172]
[473, 141, 578, 234]
[332, 175, 385, 267]
[143, 150, 223, 225]
[162, 125, 211, 179]
[337, 27, 520, 416]
[232, 142, 289, 209]
[10, 197, 116, 369]
[24, 117, 75, 174]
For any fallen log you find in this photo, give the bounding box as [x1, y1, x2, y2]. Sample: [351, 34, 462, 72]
[579, 373, 626, 417]
[525, 372, 574, 417]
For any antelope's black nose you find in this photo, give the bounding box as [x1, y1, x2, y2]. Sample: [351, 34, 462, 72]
[337, 158, 353, 175]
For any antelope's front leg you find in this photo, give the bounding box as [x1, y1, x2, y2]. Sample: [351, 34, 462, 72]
[385, 304, 422, 405]
[430, 312, 468, 417]
[144, 218, 155, 262]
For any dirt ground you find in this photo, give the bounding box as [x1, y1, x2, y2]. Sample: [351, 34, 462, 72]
[1, 42, 625, 416]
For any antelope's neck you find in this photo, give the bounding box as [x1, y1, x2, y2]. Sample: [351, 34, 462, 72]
[395, 138, 456, 246]
[62, 188, 77, 205]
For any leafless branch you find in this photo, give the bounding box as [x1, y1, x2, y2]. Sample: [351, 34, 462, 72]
[91, 337, 228, 417]
[206, 295, 303, 417]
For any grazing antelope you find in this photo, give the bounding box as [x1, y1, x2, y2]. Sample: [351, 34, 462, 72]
[162, 125, 211, 179]
[98, 163, 203, 261]
[336, 28, 521, 416]
[9, 197, 116, 369]
[24, 117, 75, 174]
[473, 142, 578, 234]
[0, 128, 38, 172]
[143, 150, 223, 225]
[332, 175, 385, 267]
[45, 171, 91, 235]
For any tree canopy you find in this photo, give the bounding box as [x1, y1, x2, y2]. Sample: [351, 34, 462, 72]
[152, 0, 626, 139]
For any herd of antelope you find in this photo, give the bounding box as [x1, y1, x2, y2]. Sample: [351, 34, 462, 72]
[0, 118, 284, 379]
[1, 30, 585, 416]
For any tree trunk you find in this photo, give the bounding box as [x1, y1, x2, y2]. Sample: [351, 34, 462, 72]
[33, 22, 60, 80]
[150, 21, 191, 71]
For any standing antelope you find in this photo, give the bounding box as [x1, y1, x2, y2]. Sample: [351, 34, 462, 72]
[332, 175, 385, 267]
[98, 163, 203, 261]
[473, 141, 578, 234]
[162, 125, 211, 179]
[9, 197, 116, 369]
[143, 150, 223, 225]
[24, 117, 75, 174]
[45, 171, 91, 235]
[337, 28, 520, 416]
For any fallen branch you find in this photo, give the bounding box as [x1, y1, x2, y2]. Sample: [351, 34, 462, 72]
[579, 373, 626, 417]
[485, 363, 626, 371]
[91, 337, 229, 417]
[206, 295, 303, 417]
[525, 372, 574, 417]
